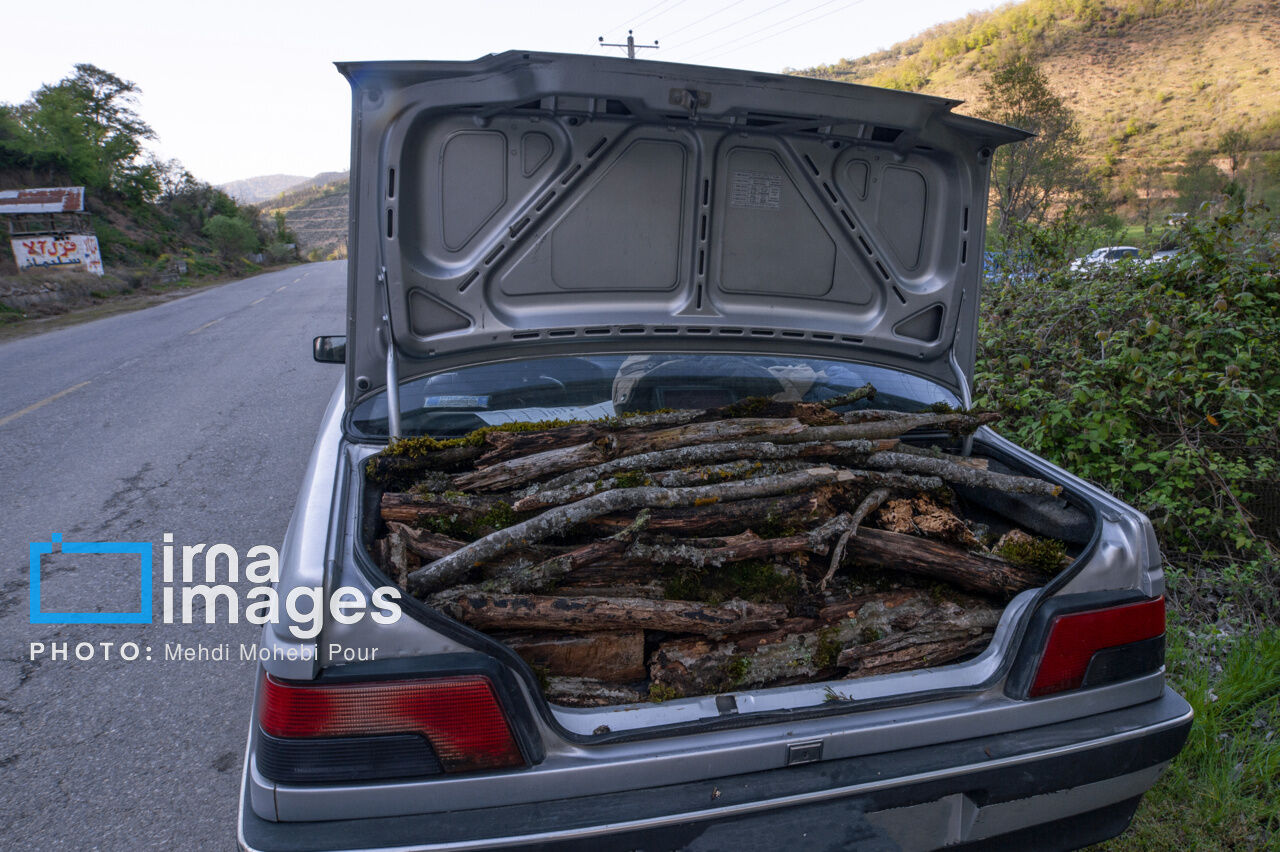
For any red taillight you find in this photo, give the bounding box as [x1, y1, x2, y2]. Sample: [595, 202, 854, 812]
[1029, 596, 1165, 697]
[259, 674, 525, 773]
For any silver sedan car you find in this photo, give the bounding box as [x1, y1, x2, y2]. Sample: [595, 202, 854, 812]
[239, 52, 1190, 851]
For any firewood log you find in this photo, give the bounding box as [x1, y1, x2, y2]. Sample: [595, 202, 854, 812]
[408, 467, 857, 595]
[845, 527, 1043, 599]
[454, 417, 807, 492]
[649, 591, 1000, 693]
[439, 593, 787, 635]
[496, 630, 646, 681]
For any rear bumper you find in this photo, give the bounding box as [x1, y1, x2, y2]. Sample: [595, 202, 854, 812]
[239, 687, 1191, 852]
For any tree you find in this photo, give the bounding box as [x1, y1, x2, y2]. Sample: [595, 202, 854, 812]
[1175, 149, 1228, 212]
[5, 64, 155, 198]
[977, 57, 1084, 238]
[204, 214, 259, 260]
[1217, 129, 1248, 183]
[149, 156, 189, 201]
[272, 211, 297, 245]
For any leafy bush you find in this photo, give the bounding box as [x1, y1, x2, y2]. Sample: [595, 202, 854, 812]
[203, 214, 259, 260]
[976, 203, 1279, 618]
[265, 241, 295, 263]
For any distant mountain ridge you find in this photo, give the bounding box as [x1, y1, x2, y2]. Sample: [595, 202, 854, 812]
[219, 174, 309, 204]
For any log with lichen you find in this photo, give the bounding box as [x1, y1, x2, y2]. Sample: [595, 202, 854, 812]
[364, 392, 1076, 706]
[648, 590, 1002, 695]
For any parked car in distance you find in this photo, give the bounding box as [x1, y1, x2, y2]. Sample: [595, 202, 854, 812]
[1148, 248, 1183, 264]
[1069, 245, 1142, 271]
[239, 52, 1191, 852]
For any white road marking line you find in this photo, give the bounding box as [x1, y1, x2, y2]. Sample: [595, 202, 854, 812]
[0, 381, 91, 428]
[275, 286, 287, 293]
[293, 277, 302, 283]
[251, 297, 265, 305]
[187, 317, 223, 335]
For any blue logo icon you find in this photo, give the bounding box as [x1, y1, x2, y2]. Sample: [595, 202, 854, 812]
[29, 534, 153, 624]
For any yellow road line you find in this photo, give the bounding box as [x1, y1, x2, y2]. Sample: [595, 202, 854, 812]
[0, 381, 91, 428]
[251, 297, 265, 305]
[187, 317, 223, 335]
[275, 286, 287, 293]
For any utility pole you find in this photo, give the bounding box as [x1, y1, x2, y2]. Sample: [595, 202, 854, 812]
[598, 30, 659, 60]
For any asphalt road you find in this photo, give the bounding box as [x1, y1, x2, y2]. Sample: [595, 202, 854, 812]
[0, 261, 348, 849]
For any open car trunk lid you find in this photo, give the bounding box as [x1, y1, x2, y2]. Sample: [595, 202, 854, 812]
[336, 52, 1029, 411]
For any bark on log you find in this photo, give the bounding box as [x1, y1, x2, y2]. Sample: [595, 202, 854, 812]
[473, 412, 719, 467]
[818, 384, 877, 409]
[512, 460, 818, 513]
[476, 424, 609, 465]
[497, 630, 646, 681]
[487, 510, 651, 594]
[537, 438, 899, 493]
[894, 444, 990, 469]
[383, 521, 467, 562]
[846, 527, 1043, 598]
[380, 492, 507, 525]
[366, 445, 485, 486]
[440, 593, 787, 635]
[709, 399, 842, 426]
[408, 467, 855, 595]
[819, 487, 892, 590]
[610, 417, 805, 456]
[544, 678, 647, 708]
[772, 412, 1000, 445]
[453, 441, 610, 492]
[623, 530, 818, 570]
[863, 451, 1062, 496]
[585, 488, 835, 539]
[455, 418, 806, 492]
[649, 591, 1000, 693]
[840, 409, 999, 431]
[553, 582, 669, 599]
[838, 627, 994, 677]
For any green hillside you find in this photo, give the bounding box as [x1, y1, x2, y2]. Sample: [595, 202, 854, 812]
[257, 174, 349, 261]
[803, 0, 1280, 217]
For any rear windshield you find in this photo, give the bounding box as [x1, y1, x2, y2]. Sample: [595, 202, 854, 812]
[348, 354, 958, 440]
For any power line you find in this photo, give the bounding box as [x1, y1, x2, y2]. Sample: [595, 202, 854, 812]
[601, 0, 676, 38]
[659, 0, 798, 57]
[682, 0, 846, 59]
[656, 0, 754, 43]
[690, 0, 866, 63]
[631, 0, 693, 30]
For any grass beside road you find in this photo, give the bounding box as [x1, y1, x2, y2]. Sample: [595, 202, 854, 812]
[1105, 621, 1280, 851]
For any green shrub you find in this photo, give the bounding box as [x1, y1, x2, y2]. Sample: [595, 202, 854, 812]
[203, 214, 259, 260]
[265, 241, 295, 263]
[976, 203, 1279, 617]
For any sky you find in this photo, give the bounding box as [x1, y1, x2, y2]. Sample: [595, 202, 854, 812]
[1, 0, 1003, 187]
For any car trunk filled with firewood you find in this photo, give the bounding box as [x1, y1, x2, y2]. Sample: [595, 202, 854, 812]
[362, 389, 1093, 707]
